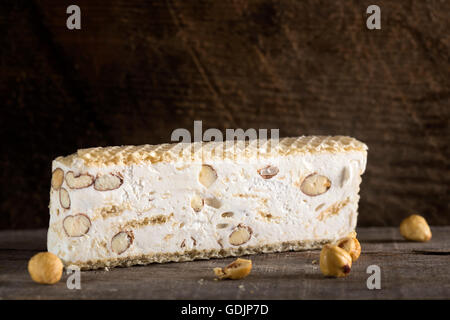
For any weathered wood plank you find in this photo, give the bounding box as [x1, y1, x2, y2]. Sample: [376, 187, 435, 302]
[0, 227, 449, 299]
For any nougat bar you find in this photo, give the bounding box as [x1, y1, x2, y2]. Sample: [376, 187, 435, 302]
[47, 136, 368, 269]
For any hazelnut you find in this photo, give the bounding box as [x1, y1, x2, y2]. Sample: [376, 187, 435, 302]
[190, 194, 204, 212]
[257, 165, 279, 179]
[400, 214, 432, 242]
[221, 212, 234, 218]
[319, 244, 352, 277]
[300, 173, 331, 196]
[336, 237, 361, 261]
[347, 231, 357, 239]
[205, 197, 222, 209]
[229, 224, 252, 246]
[213, 258, 252, 280]
[111, 231, 134, 254]
[198, 164, 217, 188]
[51, 168, 64, 190]
[28, 252, 64, 285]
[63, 214, 91, 237]
[65, 171, 94, 189]
[59, 187, 71, 209]
[94, 173, 123, 191]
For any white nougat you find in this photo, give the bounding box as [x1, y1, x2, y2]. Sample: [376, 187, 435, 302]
[47, 136, 368, 269]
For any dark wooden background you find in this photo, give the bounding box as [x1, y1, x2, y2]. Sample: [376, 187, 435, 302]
[0, 0, 448, 229]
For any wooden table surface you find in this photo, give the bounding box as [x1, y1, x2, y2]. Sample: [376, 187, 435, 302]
[0, 227, 449, 300]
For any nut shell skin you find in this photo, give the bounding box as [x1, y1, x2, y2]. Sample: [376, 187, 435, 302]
[320, 245, 352, 278]
[400, 214, 432, 242]
[28, 252, 63, 285]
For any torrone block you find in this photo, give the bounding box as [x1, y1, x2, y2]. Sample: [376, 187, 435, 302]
[47, 136, 368, 270]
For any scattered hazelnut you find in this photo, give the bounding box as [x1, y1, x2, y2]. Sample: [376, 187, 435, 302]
[28, 252, 63, 285]
[319, 244, 352, 277]
[336, 237, 361, 261]
[347, 231, 357, 238]
[214, 258, 252, 280]
[400, 214, 432, 242]
[300, 173, 331, 196]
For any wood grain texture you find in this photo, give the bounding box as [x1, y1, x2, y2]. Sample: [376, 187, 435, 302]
[0, 227, 449, 299]
[0, 0, 448, 229]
